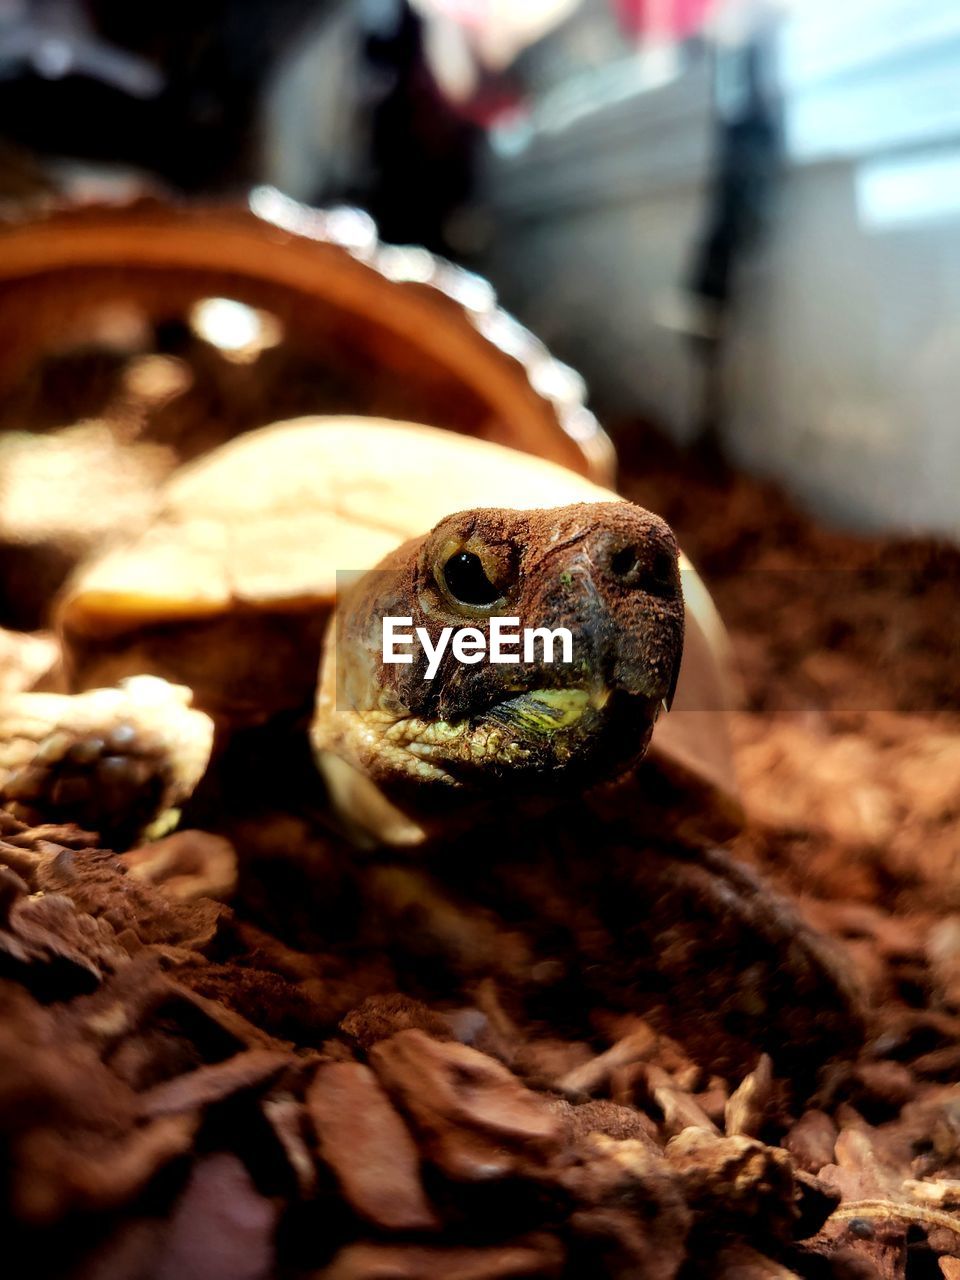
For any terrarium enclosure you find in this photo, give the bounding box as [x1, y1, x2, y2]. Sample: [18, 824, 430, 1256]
[0, 3, 957, 1279]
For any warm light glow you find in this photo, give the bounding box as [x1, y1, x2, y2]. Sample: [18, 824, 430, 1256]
[189, 298, 283, 363]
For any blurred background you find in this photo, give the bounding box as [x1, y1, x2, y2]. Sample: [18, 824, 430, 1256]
[0, 0, 957, 537]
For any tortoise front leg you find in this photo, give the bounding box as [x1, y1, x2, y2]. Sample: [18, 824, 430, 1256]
[0, 676, 214, 847]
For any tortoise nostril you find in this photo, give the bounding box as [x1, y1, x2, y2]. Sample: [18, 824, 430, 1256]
[609, 541, 678, 596]
[650, 546, 678, 592]
[611, 546, 639, 578]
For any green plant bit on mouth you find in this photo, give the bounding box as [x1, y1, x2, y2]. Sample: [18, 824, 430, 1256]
[492, 688, 590, 735]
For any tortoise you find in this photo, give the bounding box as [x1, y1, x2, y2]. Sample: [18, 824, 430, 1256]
[0, 415, 728, 841]
[0, 415, 864, 1078]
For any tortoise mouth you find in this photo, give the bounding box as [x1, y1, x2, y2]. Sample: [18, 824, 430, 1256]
[389, 683, 661, 789]
[481, 685, 597, 735]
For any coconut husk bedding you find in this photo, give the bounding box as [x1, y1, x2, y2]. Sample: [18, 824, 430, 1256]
[0, 432, 958, 1278]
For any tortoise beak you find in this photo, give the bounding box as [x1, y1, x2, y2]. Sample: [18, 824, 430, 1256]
[663, 638, 682, 714]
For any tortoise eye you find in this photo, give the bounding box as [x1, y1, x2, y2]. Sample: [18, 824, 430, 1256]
[442, 551, 502, 606]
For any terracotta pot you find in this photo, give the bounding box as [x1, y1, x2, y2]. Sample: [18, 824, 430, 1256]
[0, 189, 613, 482]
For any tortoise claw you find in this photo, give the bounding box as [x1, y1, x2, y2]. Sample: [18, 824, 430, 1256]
[0, 678, 214, 847]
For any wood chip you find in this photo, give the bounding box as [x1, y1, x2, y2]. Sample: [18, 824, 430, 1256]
[725, 1053, 773, 1137]
[556, 1025, 658, 1097]
[138, 1049, 294, 1117]
[643, 1063, 720, 1137]
[307, 1060, 437, 1231]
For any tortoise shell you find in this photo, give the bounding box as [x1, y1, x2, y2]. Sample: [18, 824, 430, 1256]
[58, 416, 737, 809]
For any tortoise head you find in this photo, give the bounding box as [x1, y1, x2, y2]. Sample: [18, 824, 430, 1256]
[312, 502, 684, 845]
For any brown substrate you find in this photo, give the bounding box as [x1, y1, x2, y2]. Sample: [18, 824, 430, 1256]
[619, 432, 960, 919]
[1, 435, 959, 1278]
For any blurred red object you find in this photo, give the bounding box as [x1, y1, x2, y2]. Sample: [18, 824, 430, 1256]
[615, 0, 715, 40]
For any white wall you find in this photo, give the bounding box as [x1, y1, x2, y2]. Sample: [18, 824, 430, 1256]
[482, 58, 714, 443]
[726, 157, 960, 533]
[480, 2, 960, 536]
[727, 0, 960, 532]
